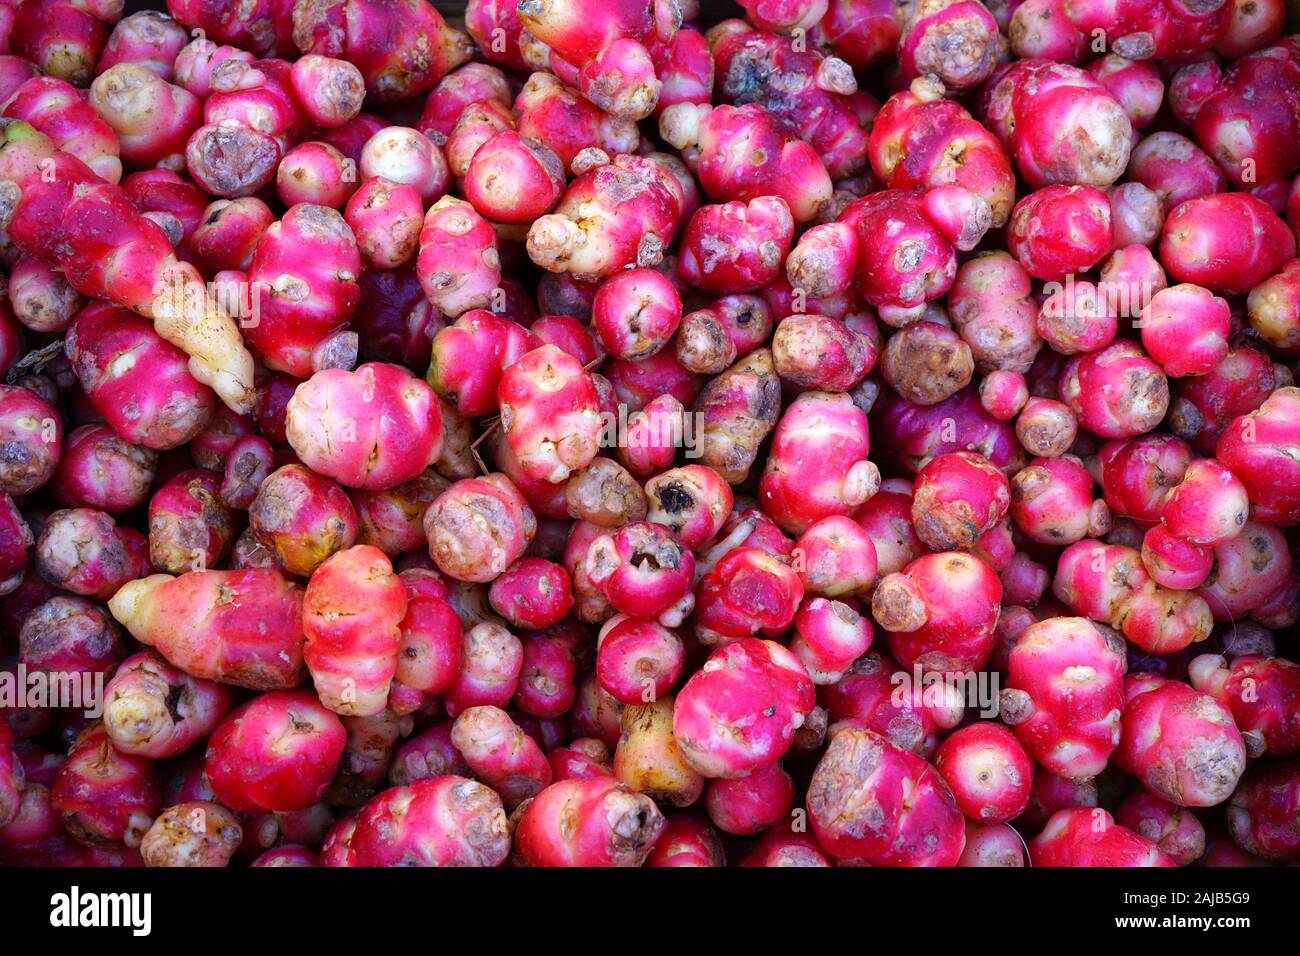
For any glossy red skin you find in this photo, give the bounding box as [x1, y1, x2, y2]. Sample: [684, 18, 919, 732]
[1128, 132, 1225, 213]
[109, 569, 306, 691]
[1059, 341, 1169, 439]
[488, 558, 574, 631]
[645, 814, 725, 867]
[527, 153, 684, 277]
[189, 197, 275, 276]
[980, 59, 1130, 189]
[1215, 387, 1300, 525]
[873, 388, 1024, 478]
[1141, 524, 1213, 591]
[513, 630, 578, 718]
[813, 0, 906, 68]
[1193, 37, 1300, 187]
[514, 73, 639, 172]
[442, 621, 523, 717]
[592, 268, 683, 360]
[654, 25, 712, 112]
[417, 61, 511, 140]
[547, 739, 612, 782]
[821, 650, 961, 757]
[464, 0, 527, 69]
[1226, 757, 1300, 861]
[1198, 523, 1293, 623]
[1117, 679, 1246, 808]
[428, 311, 541, 419]
[854, 483, 924, 581]
[606, 349, 705, 413]
[390, 570, 461, 696]
[1009, 456, 1099, 545]
[1087, 54, 1163, 130]
[585, 521, 695, 623]
[1063, 0, 1229, 59]
[516, 0, 664, 67]
[694, 546, 802, 649]
[287, 363, 443, 492]
[1009, 185, 1113, 282]
[304, 545, 407, 717]
[527, 315, 603, 369]
[1173, 347, 1280, 454]
[848, 189, 959, 318]
[50, 425, 156, 515]
[514, 776, 665, 867]
[463, 130, 566, 224]
[673, 638, 815, 778]
[187, 58, 311, 196]
[910, 451, 1009, 551]
[66, 303, 217, 451]
[595, 616, 684, 705]
[90, 67, 201, 172]
[447, 99, 516, 179]
[959, 822, 1026, 866]
[205, 690, 347, 814]
[1191, 655, 1300, 757]
[793, 515, 879, 599]
[679, 198, 794, 294]
[292, 0, 472, 101]
[498, 345, 603, 485]
[1030, 808, 1174, 866]
[1160, 193, 1296, 296]
[3, 75, 121, 184]
[790, 596, 873, 684]
[251, 845, 318, 867]
[1139, 283, 1230, 379]
[120, 172, 205, 249]
[11, 0, 107, 86]
[705, 761, 795, 836]
[51, 725, 161, 848]
[340, 775, 510, 867]
[871, 83, 1015, 230]
[451, 705, 552, 808]
[759, 390, 874, 535]
[167, 0, 295, 56]
[1002, 617, 1125, 780]
[1159, 458, 1248, 547]
[935, 722, 1033, 822]
[872, 551, 1001, 675]
[688, 103, 832, 224]
[276, 141, 357, 209]
[809, 726, 965, 865]
[416, 196, 499, 319]
[244, 204, 362, 378]
[1099, 433, 1193, 526]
